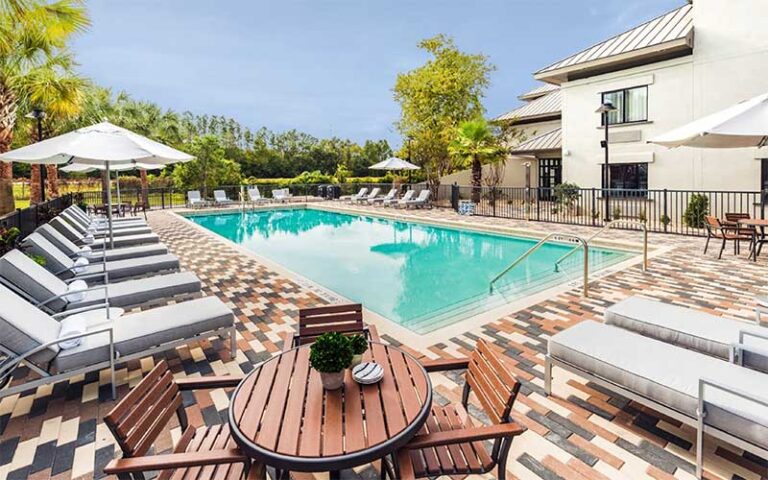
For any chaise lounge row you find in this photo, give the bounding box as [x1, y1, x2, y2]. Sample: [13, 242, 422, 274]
[344, 187, 432, 209]
[0, 204, 237, 400]
[545, 296, 768, 478]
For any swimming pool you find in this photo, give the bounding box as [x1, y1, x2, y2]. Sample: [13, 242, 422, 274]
[188, 208, 634, 334]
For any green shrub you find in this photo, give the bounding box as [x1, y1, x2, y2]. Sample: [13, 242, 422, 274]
[683, 194, 709, 228]
[309, 332, 353, 373]
[553, 182, 581, 211]
[660, 214, 671, 227]
[612, 205, 622, 220]
[28, 254, 47, 266]
[638, 208, 647, 223]
[349, 335, 368, 355]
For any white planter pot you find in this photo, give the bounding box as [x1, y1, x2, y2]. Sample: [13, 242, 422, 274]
[320, 371, 345, 390]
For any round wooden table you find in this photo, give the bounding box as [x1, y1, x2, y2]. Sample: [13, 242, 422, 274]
[228, 342, 432, 475]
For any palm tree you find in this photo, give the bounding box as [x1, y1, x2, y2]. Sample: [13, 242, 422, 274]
[449, 118, 505, 203]
[0, 0, 89, 213]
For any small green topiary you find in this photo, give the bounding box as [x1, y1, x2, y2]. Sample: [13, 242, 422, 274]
[349, 334, 368, 355]
[309, 332, 353, 373]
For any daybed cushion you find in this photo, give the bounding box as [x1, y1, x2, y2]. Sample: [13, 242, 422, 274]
[0, 250, 68, 311]
[0, 284, 61, 365]
[82, 243, 169, 262]
[52, 296, 234, 372]
[549, 321, 768, 450]
[69, 271, 201, 309]
[81, 254, 180, 281]
[605, 296, 768, 370]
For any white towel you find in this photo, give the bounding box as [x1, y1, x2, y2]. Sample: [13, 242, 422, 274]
[64, 280, 88, 303]
[72, 256, 89, 274]
[58, 314, 87, 349]
[78, 245, 92, 256]
[82, 234, 94, 245]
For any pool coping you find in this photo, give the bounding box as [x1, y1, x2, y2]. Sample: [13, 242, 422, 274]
[172, 203, 673, 349]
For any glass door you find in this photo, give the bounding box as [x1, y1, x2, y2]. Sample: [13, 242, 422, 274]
[538, 158, 562, 200]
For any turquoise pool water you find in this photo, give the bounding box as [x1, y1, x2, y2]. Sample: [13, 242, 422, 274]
[188, 208, 633, 333]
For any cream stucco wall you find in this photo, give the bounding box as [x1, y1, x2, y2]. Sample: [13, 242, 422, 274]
[561, 0, 768, 191]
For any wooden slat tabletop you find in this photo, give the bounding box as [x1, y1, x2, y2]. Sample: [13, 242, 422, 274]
[228, 342, 431, 472]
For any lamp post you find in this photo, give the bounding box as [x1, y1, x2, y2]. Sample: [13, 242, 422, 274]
[596, 102, 616, 222]
[25, 108, 46, 201]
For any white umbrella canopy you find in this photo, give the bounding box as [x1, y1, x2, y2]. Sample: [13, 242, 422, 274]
[648, 92, 768, 149]
[369, 157, 421, 171]
[0, 121, 193, 247]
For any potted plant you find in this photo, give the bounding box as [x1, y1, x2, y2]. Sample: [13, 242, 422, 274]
[309, 332, 353, 390]
[349, 334, 368, 368]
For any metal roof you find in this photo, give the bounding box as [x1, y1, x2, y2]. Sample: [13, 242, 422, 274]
[495, 90, 562, 123]
[535, 4, 693, 83]
[518, 83, 559, 101]
[510, 128, 562, 154]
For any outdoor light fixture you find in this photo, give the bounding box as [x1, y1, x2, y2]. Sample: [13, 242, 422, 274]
[596, 101, 616, 221]
[25, 107, 47, 201]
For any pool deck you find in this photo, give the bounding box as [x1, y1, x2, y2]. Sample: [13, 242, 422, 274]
[1, 203, 767, 479]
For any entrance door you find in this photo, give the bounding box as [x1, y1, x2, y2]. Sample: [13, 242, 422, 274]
[538, 158, 562, 200]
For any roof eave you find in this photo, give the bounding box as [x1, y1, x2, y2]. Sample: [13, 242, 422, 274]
[496, 112, 562, 125]
[509, 147, 562, 156]
[534, 35, 694, 85]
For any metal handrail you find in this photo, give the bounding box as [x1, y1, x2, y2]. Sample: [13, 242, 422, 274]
[489, 233, 589, 297]
[554, 220, 648, 273]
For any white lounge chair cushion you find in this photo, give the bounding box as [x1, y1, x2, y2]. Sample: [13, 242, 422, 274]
[0, 284, 61, 364]
[79, 254, 180, 281]
[0, 250, 69, 310]
[80, 243, 169, 262]
[50, 217, 159, 249]
[605, 296, 768, 371]
[549, 321, 768, 449]
[68, 271, 201, 310]
[52, 296, 234, 372]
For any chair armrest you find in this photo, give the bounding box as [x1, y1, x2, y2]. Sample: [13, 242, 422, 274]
[62, 271, 107, 283]
[281, 332, 296, 352]
[52, 303, 112, 319]
[421, 357, 470, 372]
[37, 285, 108, 308]
[404, 422, 525, 450]
[365, 324, 381, 342]
[174, 376, 244, 390]
[104, 449, 248, 474]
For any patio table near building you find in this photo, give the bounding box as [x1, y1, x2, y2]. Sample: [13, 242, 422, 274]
[228, 341, 432, 479]
[739, 218, 768, 261]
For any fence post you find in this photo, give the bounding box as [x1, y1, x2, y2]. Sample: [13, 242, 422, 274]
[762, 189, 766, 220]
[170, 188, 174, 209]
[591, 188, 596, 226]
[161, 189, 166, 209]
[663, 189, 669, 233]
[536, 189, 541, 221]
[451, 183, 459, 211]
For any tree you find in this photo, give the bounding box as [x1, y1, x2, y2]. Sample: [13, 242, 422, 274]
[393, 34, 494, 194]
[172, 135, 242, 196]
[448, 118, 505, 202]
[0, 0, 89, 213]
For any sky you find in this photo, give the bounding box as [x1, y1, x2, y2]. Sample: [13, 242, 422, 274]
[72, 0, 683, 148]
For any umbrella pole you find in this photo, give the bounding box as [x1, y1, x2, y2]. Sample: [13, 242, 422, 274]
[106, 161, 114, 249]
[116, 170, 121, 207]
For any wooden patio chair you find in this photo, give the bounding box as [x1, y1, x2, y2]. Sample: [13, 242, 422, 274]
[282, 303, 380, 351]
[704, 215, 753, 258]
[103, 360, 264, 480]
[384, 339, 525, 480]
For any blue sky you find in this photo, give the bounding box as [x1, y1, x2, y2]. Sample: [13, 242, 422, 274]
[72, 0, 682, 147]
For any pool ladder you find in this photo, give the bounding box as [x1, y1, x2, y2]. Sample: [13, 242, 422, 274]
[489, 233, 589, 296]
[553, 220, 648, 273]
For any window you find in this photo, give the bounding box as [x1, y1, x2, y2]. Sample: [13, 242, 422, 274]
[762, 159, 768, 192]
[601, 86, 648, 125]
[602, 163, 648, 196]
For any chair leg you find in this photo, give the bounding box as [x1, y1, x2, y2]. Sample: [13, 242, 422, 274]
[230, 325, 237, 356]
[696, 415, 704, 479]
[718, 238, 726, 259]
[544, 356, 552, 396]
[461, 382, 471, 408]
[703, 236, 710, 255]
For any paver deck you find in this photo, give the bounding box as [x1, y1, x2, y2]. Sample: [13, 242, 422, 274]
[1, 204, 766, 480]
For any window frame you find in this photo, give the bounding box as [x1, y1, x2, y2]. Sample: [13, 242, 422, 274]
[600, 86, 649, 126]
[602, 162, 648, 197]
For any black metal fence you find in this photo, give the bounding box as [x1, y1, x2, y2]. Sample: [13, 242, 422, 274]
[0, 194, 74, 238]
[438, 185, 767, 237]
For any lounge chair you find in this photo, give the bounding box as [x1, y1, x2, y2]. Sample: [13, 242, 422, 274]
[214, 189, 235, 206]
[272, 188, 293, 203]
[22, 233, 180, 282]
[383, 189, 413, 207]
[353, 187, 380, 204]
[384, 339, 525, 480]
[102, 360, 263, 480]
[340, 187, 367, 202]
[36, 224, 168, 262]
[65, 205, 147, 227]
[247, 186, 268, 205]
[50, 216, 160, 249]
[187, 190, 207, 208]
[0, 283, 235, 399]
[61, 209, 152, 237]
[397, 189, 430, 209]
[546, 320, 768, 479]
[282, 303, 380, 351]
[0, 249, 201, 314]
[370, 188, 397, 205]
[604, 296, 768, 371]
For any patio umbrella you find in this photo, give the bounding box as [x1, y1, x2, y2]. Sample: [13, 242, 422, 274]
[648, 92, 768, 148]
[369, 156, 420, 183]
[0, 121, 192, 247]
[61, 161, 164, 206]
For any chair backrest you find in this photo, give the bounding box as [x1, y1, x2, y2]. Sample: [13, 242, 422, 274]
[188, 190, 201, 201]
[37, 224, 80, 257]
[0, 282, 61, 364]
[297, 303, 366, 344]
[49, 217, 83, 242]
[384, 188, 397, 199]
[355, 187, 368, 197]
[68, 205, 92, 221]
[272, 188, 286, 198]
[59, 212, 89, 235]
[705, 215, 721, 230]
[368, 188, 380, 198]
[725, 212, 751, 222]
[21, 232, 75, 275]
[61, 209, 89, 230]
[400, 190, 415, 201]
[0, 250, 68, 311]
[417, 190, 431, 201]
[214, 190, 227, 200]
[248, 187, 261, 200]
[104, 360, 183, 458]
[466, 339, 521, 424]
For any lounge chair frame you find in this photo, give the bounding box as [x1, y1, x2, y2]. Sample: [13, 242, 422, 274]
[544, 354, 768, 479]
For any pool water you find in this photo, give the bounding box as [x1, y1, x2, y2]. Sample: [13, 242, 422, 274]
[188, 208, 633, 334]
